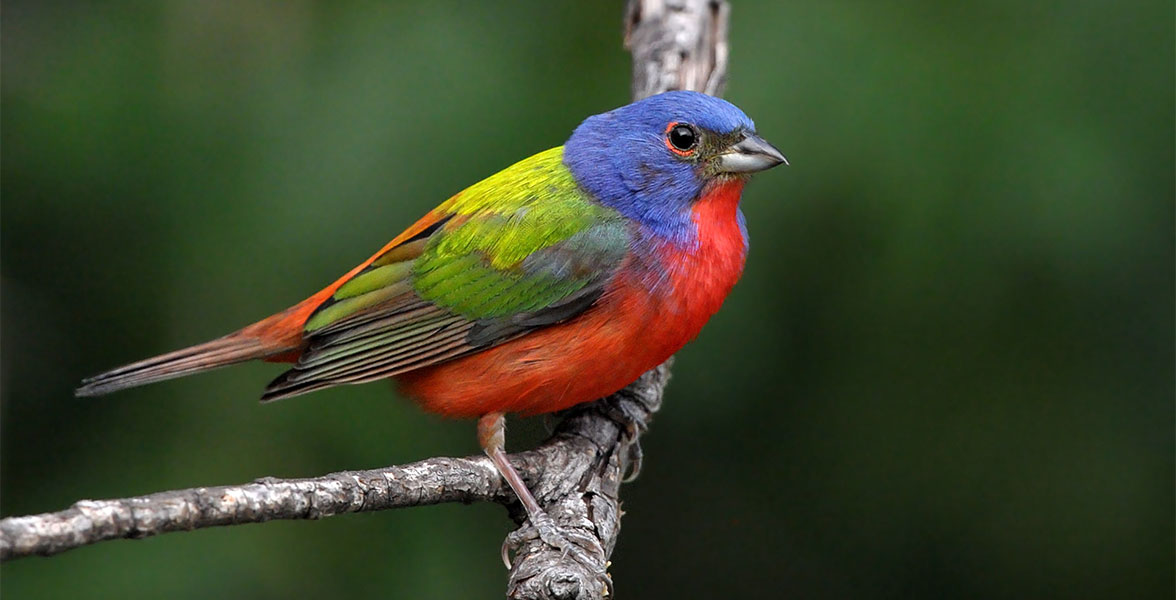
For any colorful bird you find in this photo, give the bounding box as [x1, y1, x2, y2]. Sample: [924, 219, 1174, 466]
[76, 90, 786, 553]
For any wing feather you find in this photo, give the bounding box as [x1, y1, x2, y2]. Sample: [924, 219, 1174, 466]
[260, 146, 631, 402]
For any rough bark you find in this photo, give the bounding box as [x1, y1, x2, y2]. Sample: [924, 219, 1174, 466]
[1, 2, 730, 598]
[626, 0, 730, 99]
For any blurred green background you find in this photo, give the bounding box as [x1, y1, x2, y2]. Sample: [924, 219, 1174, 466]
[2, 1, 1172, 598]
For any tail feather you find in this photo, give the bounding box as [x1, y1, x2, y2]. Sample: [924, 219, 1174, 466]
[74, 242, 395, 398]
[75, 335, 287, 397]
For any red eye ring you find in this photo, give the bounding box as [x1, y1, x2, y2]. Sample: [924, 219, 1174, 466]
[664, 122, 699, 156]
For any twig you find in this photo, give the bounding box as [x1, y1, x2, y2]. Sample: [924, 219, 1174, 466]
[1, 2, 729, 598]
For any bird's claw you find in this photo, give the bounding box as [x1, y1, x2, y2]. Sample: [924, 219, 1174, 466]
[501, 510, 614, 597]
[500, 510, 603, 575]
[621, 434, 643, 482]
[500, 518, 542, 569]
[592, 398, 648, 482]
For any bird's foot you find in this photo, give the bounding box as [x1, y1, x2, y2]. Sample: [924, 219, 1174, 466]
[621, 434, 643, 483]
[501, 509, 602, 571]
[501, 509, 613, 596]
[480, 411, 611, 594]
[594, 399, 648, 482]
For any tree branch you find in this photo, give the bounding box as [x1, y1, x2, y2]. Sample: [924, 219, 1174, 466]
[0, 454, 514, 560]
[1, 2, 729, 598]
[626, 0, 730, 99]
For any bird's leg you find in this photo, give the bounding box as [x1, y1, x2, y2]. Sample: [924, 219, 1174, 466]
[478, 412, 546, 519]
[477, 412, 599, 571]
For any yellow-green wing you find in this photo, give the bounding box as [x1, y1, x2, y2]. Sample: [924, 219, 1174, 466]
[260, 147, 631, 402]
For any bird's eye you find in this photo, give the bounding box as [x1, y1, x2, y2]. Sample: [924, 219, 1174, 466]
[665, 122, 699, 156]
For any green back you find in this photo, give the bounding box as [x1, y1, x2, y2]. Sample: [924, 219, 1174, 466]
[262, 146, 632, 401]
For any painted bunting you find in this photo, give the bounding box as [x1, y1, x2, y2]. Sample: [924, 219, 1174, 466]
[76, 90, 785, 552]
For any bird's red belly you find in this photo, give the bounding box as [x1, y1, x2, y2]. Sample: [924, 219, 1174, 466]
[395, 277, 681, 418]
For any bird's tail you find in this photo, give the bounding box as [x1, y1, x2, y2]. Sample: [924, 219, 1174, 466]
[74, 301, 319, 398]
[75, 334, 282, 397]
[74, 247, 386, 398]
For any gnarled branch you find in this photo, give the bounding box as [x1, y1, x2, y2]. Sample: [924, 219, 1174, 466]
[1, 2, 729, 598]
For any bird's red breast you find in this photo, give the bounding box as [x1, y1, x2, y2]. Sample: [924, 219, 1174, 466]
[397, 178, 748, 418]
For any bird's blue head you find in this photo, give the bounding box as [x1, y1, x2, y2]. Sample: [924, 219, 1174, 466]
[563, 91, 785, 245]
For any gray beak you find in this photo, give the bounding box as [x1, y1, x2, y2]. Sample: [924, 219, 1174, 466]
[716, 132, 788, 174]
